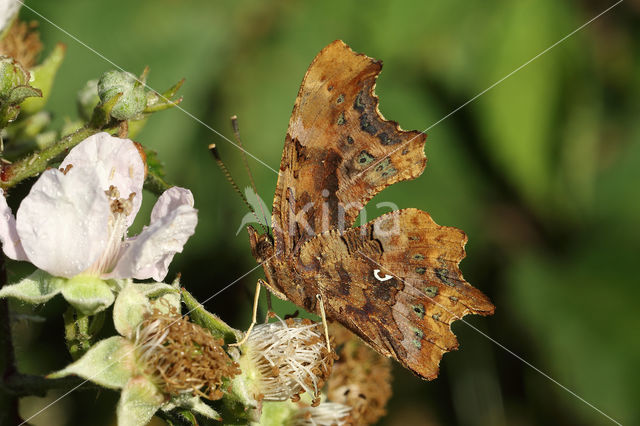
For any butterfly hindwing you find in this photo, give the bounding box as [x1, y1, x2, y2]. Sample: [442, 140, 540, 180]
[272, 40, 427, 255]
[297, 208, 495, 379]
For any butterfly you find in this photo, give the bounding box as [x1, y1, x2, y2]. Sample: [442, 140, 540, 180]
[248, 40, 494, 380]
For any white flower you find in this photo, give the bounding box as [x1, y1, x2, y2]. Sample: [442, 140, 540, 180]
[0, 132, 197, 313]
[0, 0, 20, 35]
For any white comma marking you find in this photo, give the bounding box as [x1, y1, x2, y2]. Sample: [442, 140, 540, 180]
[374, 269, 393, 282]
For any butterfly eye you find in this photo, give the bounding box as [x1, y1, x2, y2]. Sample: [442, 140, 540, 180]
[373, 269, 393, 282]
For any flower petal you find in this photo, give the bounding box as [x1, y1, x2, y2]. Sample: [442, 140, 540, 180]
[0, 189, 27, 260]
[117, 376, 165, 426]
[48, 336, 135, 389]
[0, 0, 21, 34]
[149, 186, 194, 223]
[109, 188, 197, 282]
[0, 269, 66, 304]
[60, 275, 115, 315]
[16, 167, 109, 278]
[60, 132, 145, 224]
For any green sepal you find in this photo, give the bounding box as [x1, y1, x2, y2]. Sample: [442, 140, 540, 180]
[117, 375, 165, 426]
[163, 394, 221, 421]
[181, 287, 240, 344]
[144, 78, 184, 113]
[21, 43, 67, 115]
[7, 85, 42, 105]
[162, 78, 184, 99]
[60, 275, 116, 315]
[89, 91, 122, 129]
[48, 336, 135, 389]
[113, 282, 180, 339]
[0, 269, 66, 304]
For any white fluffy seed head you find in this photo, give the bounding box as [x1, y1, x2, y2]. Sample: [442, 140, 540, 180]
[244, 318, 334, 402]
[290, 402, 352, 426]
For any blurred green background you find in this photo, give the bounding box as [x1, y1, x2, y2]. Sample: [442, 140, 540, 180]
[7, 0, 639, 424]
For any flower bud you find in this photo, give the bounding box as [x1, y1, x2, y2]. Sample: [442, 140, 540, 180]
[98, 70, 147, 120]
[235, 318, 335, 404]
[0, 55, 28, 96]
[0, 56, 41, 126]
[77, 79, 99, 121]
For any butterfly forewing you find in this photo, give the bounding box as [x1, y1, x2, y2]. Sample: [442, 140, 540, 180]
[271, 40, 427, 255]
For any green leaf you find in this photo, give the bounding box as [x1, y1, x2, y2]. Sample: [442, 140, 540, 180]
[143, 147, 171, 195]
[507, 234, 640, 425]
[117, 376, 165, 426]
[0, 269, 66, 304]
[60, 275, 115, 315]
[49, 336, 135, 389]
[474, 1, 574, 216]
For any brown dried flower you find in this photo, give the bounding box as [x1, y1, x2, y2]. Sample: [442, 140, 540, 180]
[326, 323, 393, 425]
[135, 311, 240, 400]
[0, 19, 42, 69]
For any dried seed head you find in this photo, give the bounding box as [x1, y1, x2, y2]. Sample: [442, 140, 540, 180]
[289, 402, 352, 426]
[326, 323, 393, 425]
[0, 20, 42, 69]
[243, 318, 336, 402]
[135, 310, 240, 400]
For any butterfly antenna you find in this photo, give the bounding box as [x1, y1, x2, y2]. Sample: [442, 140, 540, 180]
[231, 115, 272, 237]
[208, 143, 266, 233]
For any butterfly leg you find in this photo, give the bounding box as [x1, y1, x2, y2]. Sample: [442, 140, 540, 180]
[230, 280, 262, 347]
[264, 291, 276, 323]
[315, 293, 331, 352]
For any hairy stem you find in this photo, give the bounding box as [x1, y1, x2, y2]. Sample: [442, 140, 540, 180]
[64, 307, 92, 361]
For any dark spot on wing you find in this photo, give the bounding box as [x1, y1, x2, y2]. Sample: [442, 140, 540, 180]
[360, 113, 377, 135]
[424, 286, 438, 298]
[435, 268, 455, 287]
[377, 132, 401, 145]
[353, 90, 365, 111]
